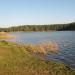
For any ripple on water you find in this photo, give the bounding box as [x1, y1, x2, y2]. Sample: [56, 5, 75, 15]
[5, 31, 75, 68]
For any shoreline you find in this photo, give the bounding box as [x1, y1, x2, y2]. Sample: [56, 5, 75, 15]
[0, 32, 14, 39]
[0, 40, 75, 75]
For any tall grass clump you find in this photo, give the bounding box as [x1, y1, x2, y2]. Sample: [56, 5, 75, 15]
[24, 41, 59, 54]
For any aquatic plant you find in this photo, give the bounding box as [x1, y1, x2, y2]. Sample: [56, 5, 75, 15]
[24, 41, 58, 54]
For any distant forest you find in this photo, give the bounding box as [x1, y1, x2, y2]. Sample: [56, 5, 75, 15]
[0, 22, 75, 32]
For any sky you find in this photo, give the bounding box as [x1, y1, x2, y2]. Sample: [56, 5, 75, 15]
[0, 0, 75, 27]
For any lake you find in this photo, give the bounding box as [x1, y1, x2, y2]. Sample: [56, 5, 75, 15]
[7, 31, 75, 68]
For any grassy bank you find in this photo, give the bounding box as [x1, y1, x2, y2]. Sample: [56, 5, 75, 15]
[0, 41, 75, 75]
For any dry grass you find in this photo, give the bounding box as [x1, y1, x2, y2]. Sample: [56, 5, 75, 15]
[24, 42, 58, 54]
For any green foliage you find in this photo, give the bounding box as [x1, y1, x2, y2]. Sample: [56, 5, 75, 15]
[0, 22, 75, 32]
[0, 41, 75, 75]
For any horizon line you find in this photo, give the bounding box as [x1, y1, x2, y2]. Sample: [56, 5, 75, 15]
[0, 22, 75, 28]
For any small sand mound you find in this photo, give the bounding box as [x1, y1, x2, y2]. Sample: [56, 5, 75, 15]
[0, 32, 14, 39]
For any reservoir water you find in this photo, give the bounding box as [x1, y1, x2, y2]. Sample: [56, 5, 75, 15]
[8, 31, 75, 68]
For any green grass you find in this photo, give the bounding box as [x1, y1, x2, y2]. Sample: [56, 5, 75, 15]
[0, 41, 75, 75]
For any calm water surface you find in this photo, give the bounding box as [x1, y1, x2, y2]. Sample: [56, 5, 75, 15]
[8, 31, 75, 68]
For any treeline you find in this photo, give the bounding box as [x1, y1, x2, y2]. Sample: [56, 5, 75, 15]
[0, 22, 75, 32]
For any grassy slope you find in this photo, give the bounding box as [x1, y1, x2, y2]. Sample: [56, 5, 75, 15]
[0, 41, 75, 75]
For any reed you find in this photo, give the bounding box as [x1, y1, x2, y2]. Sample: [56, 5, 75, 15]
[24, 41, 58, 54]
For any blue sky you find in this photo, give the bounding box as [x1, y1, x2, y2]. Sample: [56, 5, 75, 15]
[0, 0, 75, 27]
